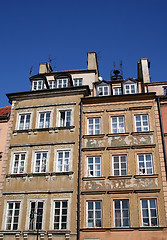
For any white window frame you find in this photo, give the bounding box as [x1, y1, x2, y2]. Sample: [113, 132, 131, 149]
[5, 201, 21, 230]
[32, 80, 43, 90]
[48, 80, 56, 89]
[57, 78, 68, 88]
[135, 114, 149, 132]
[113, 200, 130, 228]
[12, 152, 27, 174]
[38, 111, 51, 129]
[113, 88, 122, 95]
[140, 199, 158, 227]
[73, 78, 83, 86]
[56, 150, 71, 172]
[28, 200, 44, 230]
[86, 201, 102, 228]
[87, 156, 101, 177]
[124, 84, 136, 94]
[97, 86, 109, 96]
[137, 154, 154, 175]
[52, 199, 69, 230]
[87, 118, 101, 135]
[33, 151, 49, 173]
[112, 155, 127, 176]
[111, 116, 125, 133]
[59, 110, 72, 127]
[18, 113, 31, 130]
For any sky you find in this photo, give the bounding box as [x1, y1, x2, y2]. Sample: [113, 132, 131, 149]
[0, 0, 167, 107]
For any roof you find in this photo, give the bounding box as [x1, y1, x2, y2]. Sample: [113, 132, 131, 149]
[0, 105, 11, 119]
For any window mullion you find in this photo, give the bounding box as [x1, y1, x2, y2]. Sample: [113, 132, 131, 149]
[11, 203, 14, 230]
[120, 201, 123, 227]
[93, 202, 96, 227]
[59, 201, 62, 229]
[148, 200, 151, 227]
[93, 157, 95, 176]
[62, 152, 65, 172]
[93, 119, 95, 135]
[119, 156, 121, 175]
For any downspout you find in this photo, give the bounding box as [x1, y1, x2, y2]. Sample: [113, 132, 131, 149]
[157, 96, 167, 176]
[77, 99, 83, 240]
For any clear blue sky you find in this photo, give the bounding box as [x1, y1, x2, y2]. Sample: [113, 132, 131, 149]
[0, 0, 167, 107]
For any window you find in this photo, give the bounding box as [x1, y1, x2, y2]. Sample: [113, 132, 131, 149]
[18, 113, 31, 130]
[138, 154, 153, 175]
[111, 116, 125, 133]
[56, 151, 70, 172]
[34, 152, 47, 173]
[113, 88, 122, 95]
[59, 111, 71, 127]
[29, 201, 43, 230]
[135, 114, 149, 132]
[12, 153, 26, 174]
[5, 202, 20, 230]
[141, 199, 158, 227]
[87, 118, 101, 135]
[114, 200, 130, 227]
[113, 155, 127, 176]
[164, 87, 167, 95]
[73, 78, 83, 86]
[97, 86, 109, 96]
[32, 80, 43, 90]
[57, 79, 68, 88]
[124, 84, 136, 94]
[87, 201, 102, 228]
[48, 80, 56, 89]
[53, 200, 68, 230]
[38, 112, 51, 128]
[87, 156, 101, 177]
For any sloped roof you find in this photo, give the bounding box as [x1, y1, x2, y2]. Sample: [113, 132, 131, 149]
[0, 105, 11, 119]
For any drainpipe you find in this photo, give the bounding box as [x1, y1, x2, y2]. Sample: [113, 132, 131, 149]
[157, 97, 167, 176]
[77, 100, 83, 240]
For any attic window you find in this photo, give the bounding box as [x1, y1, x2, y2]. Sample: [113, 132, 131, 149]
[32, 80, 43, 90]
[57, 79, 68, 88]
[163, 87, 167, 95]
[97, 86, 109, 96]
[124, 84, 136, 94]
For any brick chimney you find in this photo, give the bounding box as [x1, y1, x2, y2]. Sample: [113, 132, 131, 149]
[138, 58, 150, 83]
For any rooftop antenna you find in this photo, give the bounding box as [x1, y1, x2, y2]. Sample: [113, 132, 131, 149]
[120, 60, 123, 78]
[48, 55, 56, 70]
[113, 61, 116, 70]
[29, 65, 33, 76]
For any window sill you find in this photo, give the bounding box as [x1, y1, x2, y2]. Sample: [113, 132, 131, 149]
[83, 134, 105, 138]
[82, 176, 106, 181]
[108, 175, 132, 180]
[131, 131, 154, 136]
[6, 172, 74, 178]
[47, 230, 71, 234]
[107, 133, 129, 137]
[134, 174, 158, 179]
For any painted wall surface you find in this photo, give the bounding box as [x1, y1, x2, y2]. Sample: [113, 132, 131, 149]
[0, 121, 9, 178]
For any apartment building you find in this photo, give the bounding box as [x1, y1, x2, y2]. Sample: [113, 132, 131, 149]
[0, 53, 97, 240]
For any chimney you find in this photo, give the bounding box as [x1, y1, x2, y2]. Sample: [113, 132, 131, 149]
[39, 63, 52, 74]
[138, 58, 150, 83]
[87, 52, 99, 81]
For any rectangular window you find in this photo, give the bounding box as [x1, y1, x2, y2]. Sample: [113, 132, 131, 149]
[32, 80, 43, 90]
[138, 154, 153, 175]
[57, 79, 68, 88]
[18, 114, 31, 130]
[48, 80, 56, 89]
[34, 152, 47, 173]
[29, 201, 43, 230]
[73, 78, 83, 86]
[12, 153, 26, 174]
[87, 118, 101, 135]
[111, 116, 125, 133]
[114, 200, 130, 227]
[163, 87, 167, 95]
[113, 155, 127, 176]
[87, 156, 101, 177]
[56, 151, 70, 172]
[53, 200, 68, 230]
[141, 199, 158, 227]
[135, 114, 149, 132]
[59, 111, 71, 127]
[38, 112, 51, 128]
[87, 201, 102, 228]
[5, 202, 20, 230]
[97, 86, 109, 96]
[124, 84, 136, 94]
[113, 88, 122, 95]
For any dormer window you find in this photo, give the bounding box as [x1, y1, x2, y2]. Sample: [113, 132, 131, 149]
[97, 86, 109, 96]
[48, 80, 56, 89]
[32, 80, 43, 91]
[73, 78, 83, 86]
[113, 88, 122, 95]
[124, 84, 136, 94]
[57, 78, 68, 88]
